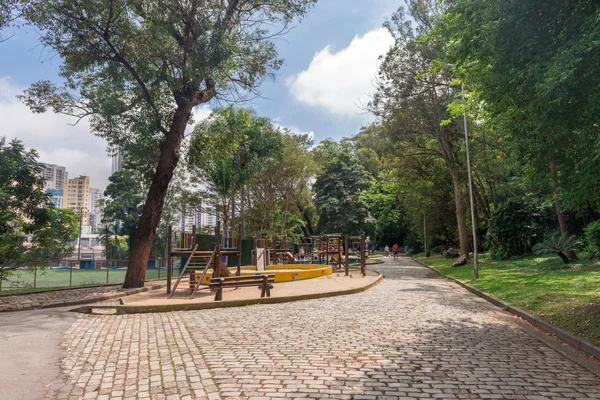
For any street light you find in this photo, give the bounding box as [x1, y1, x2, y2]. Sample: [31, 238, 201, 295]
[460, 81, 479, 279]
[446, 63, 478, 278]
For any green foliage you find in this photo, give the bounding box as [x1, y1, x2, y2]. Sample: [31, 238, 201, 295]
[103, 167, 146, 252]
[0, 137, 78, 283]
[439, 0, 600, 214]
[533, 234, 579, 264]
[16, 0, 316, 286]
[488, 200, 552, 259]
[188, 106, 284, 233]
[362, 182, 409, 247]
[313, 152, 375, 236]
[583, 221, 600, 260]
[245, 132, 316, 237]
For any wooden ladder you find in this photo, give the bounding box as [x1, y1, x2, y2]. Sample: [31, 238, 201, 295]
[190, 245, 219, 299]
[168, 244, 199, 298]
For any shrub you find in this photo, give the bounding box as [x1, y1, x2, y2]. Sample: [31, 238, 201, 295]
[533, 234, 579, 264]
[583, 220, 600, 260]
[488, 200, 552, 259]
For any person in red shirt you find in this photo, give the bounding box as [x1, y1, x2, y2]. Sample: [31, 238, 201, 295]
[392, 244, 399, 260]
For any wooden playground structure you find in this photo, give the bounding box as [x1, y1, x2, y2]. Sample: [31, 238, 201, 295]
[252, 236, 296, 266]
[166, 223, 242, 299]
[166, 224, 368, 300]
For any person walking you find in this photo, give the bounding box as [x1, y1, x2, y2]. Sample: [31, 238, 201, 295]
[392, 244, 399, 260]
[384, 245, 390, 257]
[404, 244, 409, 255]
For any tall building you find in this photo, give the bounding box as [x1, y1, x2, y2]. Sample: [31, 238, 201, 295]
[46, 188, 64, 208]
[179, 205, 217, 232]
[63, 176, 90, 225]
[88, 188, 105, 230]
[111, 150, 123, 175]
[40, 163, 68, 190]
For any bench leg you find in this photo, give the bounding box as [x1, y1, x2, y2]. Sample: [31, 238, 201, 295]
[260, 282, 266, 298]
[215, 286, 223, 301]
[266, 284, 272, 298]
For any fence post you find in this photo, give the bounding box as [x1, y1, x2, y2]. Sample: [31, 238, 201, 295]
[167, 226, 172, 295]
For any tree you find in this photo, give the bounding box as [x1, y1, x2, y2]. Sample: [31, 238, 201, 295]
[103, 168, 146, 254]
[371, 1, 473, 257]
[18, 0, 316, 287]
[244, 132, 316, 237]
[437, 0, 600, 258]
[188, 106, 283, 234]
[0, 137, 78, 286]
[313, 152, 375, 236]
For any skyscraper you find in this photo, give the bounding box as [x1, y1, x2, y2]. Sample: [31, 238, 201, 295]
[63, 176, 91, 225]
[40, 163, 68, 190]
[88, 188, 105, 230]
[111, 150, 123, 175]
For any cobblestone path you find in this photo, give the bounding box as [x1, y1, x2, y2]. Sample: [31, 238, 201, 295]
[49, 258, 600, 400]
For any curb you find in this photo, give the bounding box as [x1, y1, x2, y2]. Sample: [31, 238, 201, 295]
[0, 283, 167, 312]
[72, 273, 384, 314]
[412, 258, 600, 361]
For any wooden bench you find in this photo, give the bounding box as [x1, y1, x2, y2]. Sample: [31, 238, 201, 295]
[208, 274, 275, 301]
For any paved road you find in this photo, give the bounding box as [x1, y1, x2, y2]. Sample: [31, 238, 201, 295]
[48, 258, 600, 399]
[0, 307, 76, 400]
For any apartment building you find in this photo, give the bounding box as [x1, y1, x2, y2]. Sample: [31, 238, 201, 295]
[46, 188, 64, 208]
[111, 150, 123, 174]
[180, 206, 217, 232]
[63, 175, 90, 225]
[88, 187, 105, 230]
[41, 163, 68, 190]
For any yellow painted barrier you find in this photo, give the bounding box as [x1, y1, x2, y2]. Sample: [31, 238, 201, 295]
[198, 264, 332, 285]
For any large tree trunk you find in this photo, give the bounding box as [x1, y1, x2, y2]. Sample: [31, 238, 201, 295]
[549, 160, 577, 260]
[123, 105, 192, 288]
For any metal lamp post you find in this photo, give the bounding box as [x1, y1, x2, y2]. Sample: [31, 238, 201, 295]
[461, 82, 479, 279]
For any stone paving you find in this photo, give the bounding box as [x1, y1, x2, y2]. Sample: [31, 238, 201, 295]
[48, 258, 600, 399]
[0, 283, 165, 311]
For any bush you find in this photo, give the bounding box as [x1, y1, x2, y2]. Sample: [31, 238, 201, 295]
[583, 220, 600, 260]
[488, 200, 553, 259]
[533, 234, 579, 264]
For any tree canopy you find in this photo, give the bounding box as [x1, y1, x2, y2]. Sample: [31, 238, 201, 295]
[16, 0, 316, 287]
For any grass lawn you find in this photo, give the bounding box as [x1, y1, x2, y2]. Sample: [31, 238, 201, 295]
[0, 268, 178, 294]
[414, 252, 600, 346]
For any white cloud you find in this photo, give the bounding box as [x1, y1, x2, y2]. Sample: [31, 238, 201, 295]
[0, 77, 112, 189]
[186, 105, 212, 134]
[287, 28, 394, 117]
[0, 78, 213, 189]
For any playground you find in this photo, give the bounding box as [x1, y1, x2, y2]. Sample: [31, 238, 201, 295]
[79, 224, 375, 310]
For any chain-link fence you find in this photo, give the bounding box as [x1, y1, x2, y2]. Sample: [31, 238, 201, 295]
[0, 258, 180, 293]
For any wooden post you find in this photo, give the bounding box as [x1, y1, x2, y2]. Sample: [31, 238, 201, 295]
[236, 223, 242, 277]
[345, 235, 349, 276]
[272, 236, 277, 265]
[360, 235, 366, 276]
[192, 224, 196, 248]
[337, 236, 342, 269]
[167, 226, 172, 294]
[215, 223, 221, 279]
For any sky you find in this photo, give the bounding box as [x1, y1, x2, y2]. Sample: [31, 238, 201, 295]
[0, 0, 402, 189]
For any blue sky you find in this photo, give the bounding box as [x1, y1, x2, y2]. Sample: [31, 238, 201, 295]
[0, 0, 403, 188]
